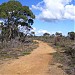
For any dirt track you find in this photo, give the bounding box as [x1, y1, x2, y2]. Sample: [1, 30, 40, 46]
[0, 40, 67, 75]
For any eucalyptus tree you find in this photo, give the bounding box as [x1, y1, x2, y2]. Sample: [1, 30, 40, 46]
[54, 32, 62, 45]
[31, 31, 35, 36]
[55, 32, 62, 37]
[0, 0, 35, 41]
[43, 33, 50, 37]
[68, 32, 75, 40]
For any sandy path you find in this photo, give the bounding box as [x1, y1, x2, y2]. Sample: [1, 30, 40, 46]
[0, 40, 66, 75]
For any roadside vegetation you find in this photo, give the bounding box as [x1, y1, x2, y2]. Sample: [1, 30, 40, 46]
[0, 1, 38, 62]
[0, 37, 38, 60]
[34, 32, 75, 75]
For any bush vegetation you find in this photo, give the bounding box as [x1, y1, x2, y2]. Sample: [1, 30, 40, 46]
[0, 1, 39, 62]
[34, 32, 75, 75]
[0, 37, 38, 60]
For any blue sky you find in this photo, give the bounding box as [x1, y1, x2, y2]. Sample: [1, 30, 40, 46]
[0, 0, 75, 36]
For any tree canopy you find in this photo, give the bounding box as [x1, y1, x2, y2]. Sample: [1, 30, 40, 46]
[68, 32, 75, 40]
[43, 33, 50, 37]
[0, 0, 35, 41]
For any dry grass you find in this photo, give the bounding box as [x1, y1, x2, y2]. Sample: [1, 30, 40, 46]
[34, 36, 75, 75]
[0, 39, 39, 61]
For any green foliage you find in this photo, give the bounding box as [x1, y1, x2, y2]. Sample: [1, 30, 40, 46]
[43, 33, 50, 37]
[55, 32, 62, 37]
[0, 1, 35, 42]
[68, 32, 75, 40]
[31, 31, 35, 36]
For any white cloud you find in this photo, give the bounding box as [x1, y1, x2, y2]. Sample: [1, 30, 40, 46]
[36, 29, 50, 35]
[32, 1, 44, 11]
[32, 0, 75, 21]
[38, 29, 50, 34]
[30, 27, 50, 35]
[30, 27, 64, 36]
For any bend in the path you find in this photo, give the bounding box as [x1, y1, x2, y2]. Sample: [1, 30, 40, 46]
[0, 40, 66, 75]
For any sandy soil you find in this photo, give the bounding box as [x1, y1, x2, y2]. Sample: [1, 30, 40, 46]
[0, 40, 67, 75]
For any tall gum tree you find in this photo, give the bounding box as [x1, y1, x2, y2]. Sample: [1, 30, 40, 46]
[0, 0, 35, 41]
